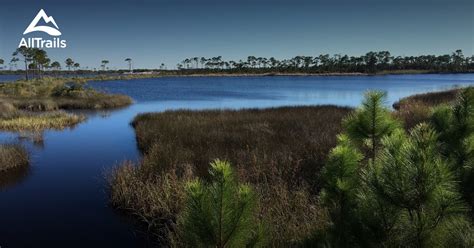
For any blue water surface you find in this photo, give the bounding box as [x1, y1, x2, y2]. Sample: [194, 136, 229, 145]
[1, 74, 473, 247]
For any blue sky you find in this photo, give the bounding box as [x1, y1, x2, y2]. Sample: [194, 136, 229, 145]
[0, 0, 472, 69]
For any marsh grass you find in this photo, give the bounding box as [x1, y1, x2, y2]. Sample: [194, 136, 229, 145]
[0, 111, 85, 131]
[0, 77, 132, 110]
[110, 106, 350, 245]
[0, 77, 130, 131]
[393, 87, 464, 110]
[0, 144, 29, 172]
[393, 87, 472, 129]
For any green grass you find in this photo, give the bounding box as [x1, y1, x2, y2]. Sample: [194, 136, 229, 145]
[0, 144, 29, 172]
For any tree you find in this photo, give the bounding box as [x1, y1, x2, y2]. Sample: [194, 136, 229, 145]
[431, 88, 474, 211]
[0, 58, 4, 69]
[51, 61, 61, 71]
[73, 63, 80, 71]
[178, 160, 265, 247]
[65, 58, 74, 71]
[343, 91, 401, 161]
[13, 46, 33, 80]
[32, 49, 49, 78]
[365, 124, 471, 247]
[101, 60, 109, 71]
[320, 134, 364, 246]
[318, 92, 473, 247]
[10, 57, 19, 70]
[125, 58, 132, 73]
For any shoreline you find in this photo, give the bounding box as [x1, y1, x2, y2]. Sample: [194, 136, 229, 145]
[2, 70, 474, 83]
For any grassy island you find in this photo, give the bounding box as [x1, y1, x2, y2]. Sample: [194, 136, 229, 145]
[0, 77, 132, 131]
[110, 87, 474, 246]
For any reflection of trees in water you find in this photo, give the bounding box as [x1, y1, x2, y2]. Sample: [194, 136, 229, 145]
[0, 162, 30, 190]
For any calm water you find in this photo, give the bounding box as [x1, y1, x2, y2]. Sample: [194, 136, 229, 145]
[1, 74, 474, 247]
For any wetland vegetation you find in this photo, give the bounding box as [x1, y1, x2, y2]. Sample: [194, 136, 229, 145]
[0, 77, 132, 131]
[0, 144, 28, 172]
[109, 87, 474, 247]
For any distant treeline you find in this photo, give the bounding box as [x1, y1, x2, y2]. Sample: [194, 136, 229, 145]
[177, 50, 474, 74]
[2, 49, 473, 76]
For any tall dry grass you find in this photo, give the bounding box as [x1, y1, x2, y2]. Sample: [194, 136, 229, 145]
[0, 111, 85, 131]
[0, 144, 29, 172]
[0, 77, 132, 111]
[111, 106, 351, 245]
[393, 87, 472, 129]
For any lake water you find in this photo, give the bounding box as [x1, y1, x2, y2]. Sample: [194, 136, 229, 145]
[1, 74, 474, 247]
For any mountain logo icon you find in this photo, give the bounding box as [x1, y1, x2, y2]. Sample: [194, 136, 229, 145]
[23, 9, 62, 36]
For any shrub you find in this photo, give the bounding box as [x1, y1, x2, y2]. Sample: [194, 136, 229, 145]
[344, 91, 401, 161]
[430, 88, 474, 215]
[319, 134, 364, 246]
[318, 90, 474, 247]
[176, 160, 265, 247]
[365, 124, 471, 247]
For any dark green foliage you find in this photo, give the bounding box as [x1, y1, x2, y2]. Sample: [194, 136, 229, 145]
[431, 88, 474, 215]
[176, 50, 473, 74]
[318, 91, 474, 247]
[343, 91, 401, 160]
[367, 124, 469, 247]
[320, 134, 363, 246]
[178, 160, 265, 248]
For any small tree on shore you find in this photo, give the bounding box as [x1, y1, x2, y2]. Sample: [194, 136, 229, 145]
[101, 60, 109, 71]
[13, 46, 33, 80]
[343, 91, 401, 161]
[65, 58, 74, 71]
[10, 57, 19, 70]
[125, 58, 132, 73]
[178, 160, 265, 247]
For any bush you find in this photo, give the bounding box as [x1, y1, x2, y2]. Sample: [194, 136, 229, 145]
[318, 91, 474, 247]
[176, 160, 265, 247]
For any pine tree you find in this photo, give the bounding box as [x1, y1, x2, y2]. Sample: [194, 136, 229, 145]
[431, 88, 474, 213]
[367, 124, 470, 247]
[320, 134, 364, 246]
[178, 160, 265, 248]
[344, 91, 401, 161]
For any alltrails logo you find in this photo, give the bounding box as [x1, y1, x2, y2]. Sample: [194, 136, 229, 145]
[18, 9, 67, 48]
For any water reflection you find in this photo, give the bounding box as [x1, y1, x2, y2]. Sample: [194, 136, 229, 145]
[0, 162, 30, 190]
